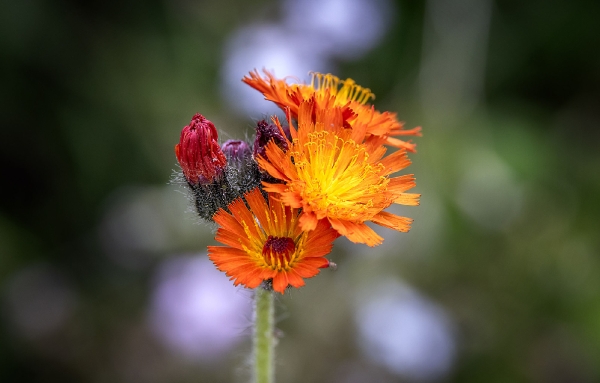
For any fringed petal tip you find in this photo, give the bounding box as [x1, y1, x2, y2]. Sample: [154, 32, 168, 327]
[323, 259, 337, 270]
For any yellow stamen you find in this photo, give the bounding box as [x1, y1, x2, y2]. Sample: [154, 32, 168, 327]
[309, 72, 375, 104]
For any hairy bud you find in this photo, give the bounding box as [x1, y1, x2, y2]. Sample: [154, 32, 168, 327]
[222, 139, 261, 196]
[175, 114, 227, 185]
[222, 140, 252, 166]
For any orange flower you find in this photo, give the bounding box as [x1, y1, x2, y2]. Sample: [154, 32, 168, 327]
[207, 188, 339, 294]
[243, 69, 422, 152]
[257, 100, 420, 247]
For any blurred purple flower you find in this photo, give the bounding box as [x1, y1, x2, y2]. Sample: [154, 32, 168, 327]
[148, 254, 252, 361]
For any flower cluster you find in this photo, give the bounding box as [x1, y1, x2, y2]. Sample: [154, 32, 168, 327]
[175, 71, 420, 293]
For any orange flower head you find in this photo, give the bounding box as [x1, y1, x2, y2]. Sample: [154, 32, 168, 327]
[207, 188, 339, 294]
[257, 100, 420, 247]
[243, 69, 422, 152]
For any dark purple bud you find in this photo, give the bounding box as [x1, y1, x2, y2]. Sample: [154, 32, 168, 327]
[221, 140, 252, 167]
[253, 120, 289, 160]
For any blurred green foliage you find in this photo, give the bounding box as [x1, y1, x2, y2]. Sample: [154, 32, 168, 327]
[1, 0, 599, 382]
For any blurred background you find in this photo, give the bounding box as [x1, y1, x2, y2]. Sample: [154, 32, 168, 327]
[1, 0, 599, 382]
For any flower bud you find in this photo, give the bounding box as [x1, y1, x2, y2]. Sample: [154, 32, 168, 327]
[221, 139, 261, 196]
[221, 140, 252, 166]
[175, 113, 227, 185]
[253, 120, 289, 160]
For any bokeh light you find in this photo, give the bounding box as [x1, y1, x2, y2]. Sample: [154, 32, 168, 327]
[2, 0, 600, 382]
[148, 255, 252, 361]
[4, 264, 76, 339]
[356, 280, 456, 381]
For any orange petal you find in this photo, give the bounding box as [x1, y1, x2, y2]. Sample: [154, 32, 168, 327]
[212, 209, 245, 236]
[290, 262, 320, 278]
[244, 188, 270, 231]
[214, 229, 249, 250]
[371, 211, 413, 233]
[227, 198, 261, 239]
[274, 190, 304, 209]
[328, 218, 383, 247]
[379, 149, 411, 175]
[387, 174, 417, 193]
[299, 211, 318, 231]
[390, 126, 422, 137]
[286, 271, 306, 289]
[385, 137, 417, 152]
[257, 154, 288, 181]
[272, 273, 289, 294]
[394, 193, 420, 206]
[301, 257, 331, 269]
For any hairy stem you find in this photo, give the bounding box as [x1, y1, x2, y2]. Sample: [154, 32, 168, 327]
[253, 286, 275, 383]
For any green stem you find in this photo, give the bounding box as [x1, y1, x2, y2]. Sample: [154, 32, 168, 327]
[253, 286, 275, 383]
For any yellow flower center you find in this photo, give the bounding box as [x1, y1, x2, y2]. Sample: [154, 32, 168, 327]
[290, 131, 390, 221]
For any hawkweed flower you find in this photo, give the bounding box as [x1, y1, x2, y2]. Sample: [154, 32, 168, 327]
[175, 113, 227, 185]
[257, 100, 420, 247]
[243, 69, 422, 152]
[173, 70, 423, 383]
[207, 188, 339, 294]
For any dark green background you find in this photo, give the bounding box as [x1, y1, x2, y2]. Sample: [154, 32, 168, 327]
[1, 0, 599, 382]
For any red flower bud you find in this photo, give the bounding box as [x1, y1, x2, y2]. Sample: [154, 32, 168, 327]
[175, 113, 227, 185]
